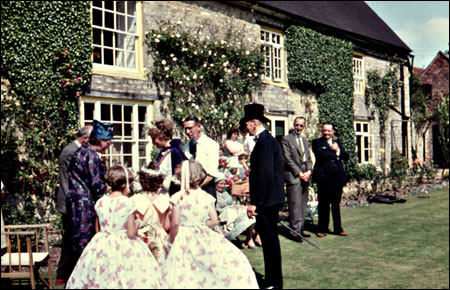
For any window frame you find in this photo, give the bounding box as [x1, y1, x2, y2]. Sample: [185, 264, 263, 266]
[353, 53, 365, 95]
[80, 96, 153, 171]
[260, 27, 288, 87]
[91, 1, 145, 80]
[354, 120, 373, 164]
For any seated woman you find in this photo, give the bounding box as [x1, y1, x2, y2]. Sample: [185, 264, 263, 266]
[130, 162, 171, 261]
[214, 173, 260, 249]
[224, 128, 247, 168]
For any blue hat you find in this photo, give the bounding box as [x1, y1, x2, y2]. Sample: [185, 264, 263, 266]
[90, 120, 114, 140]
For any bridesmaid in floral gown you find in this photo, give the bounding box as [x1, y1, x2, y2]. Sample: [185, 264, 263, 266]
[159, 160, 259, 289]
[66, 165, 160, 289]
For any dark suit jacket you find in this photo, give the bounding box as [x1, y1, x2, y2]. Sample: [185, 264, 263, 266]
[281, 133, 313, 185]
[249, 130, 285, 208]
[312, 137, 349, 188]
[56, 141, 80, 214]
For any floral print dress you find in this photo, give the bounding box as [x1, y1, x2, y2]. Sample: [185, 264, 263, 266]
[66, 195, 160, 289]
[159, 189, 259, 289]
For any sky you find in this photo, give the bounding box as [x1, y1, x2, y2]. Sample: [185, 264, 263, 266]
[366, 1, 449, 69]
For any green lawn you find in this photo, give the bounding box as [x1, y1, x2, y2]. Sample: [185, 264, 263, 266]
[243, 187, 450, 289]
[4, 187, 448, 289]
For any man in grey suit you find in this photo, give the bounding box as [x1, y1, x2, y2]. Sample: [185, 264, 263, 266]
[281, 117, 313, 243]
[55, 125, 92, 285]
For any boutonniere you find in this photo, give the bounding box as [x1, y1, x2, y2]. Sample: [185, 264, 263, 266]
[321, 146, 327, 150]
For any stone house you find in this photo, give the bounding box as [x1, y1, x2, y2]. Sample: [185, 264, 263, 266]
[86, 1, 412, 173]
[413, 51, 449, 167]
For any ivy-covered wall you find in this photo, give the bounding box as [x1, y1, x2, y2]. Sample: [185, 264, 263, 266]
[285, 25, 358, 177]
[1, 1, 92, 225]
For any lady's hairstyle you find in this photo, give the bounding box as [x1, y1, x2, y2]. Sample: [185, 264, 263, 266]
[187, 160, 206, 189]
[148, 119, 174, 141]
[138, 162, 164, 192]
[106, 164, 128, 191]
[226, 128, 239, 139]
[88, 137, 102, 146]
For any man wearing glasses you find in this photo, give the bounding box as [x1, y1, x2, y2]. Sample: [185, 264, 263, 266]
[281, 117, 313, 243]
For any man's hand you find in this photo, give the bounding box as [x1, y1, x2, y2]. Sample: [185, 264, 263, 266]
[301, 170, 312, 182]
[330, 142, 339, 152]
[247, 205, 257, 218]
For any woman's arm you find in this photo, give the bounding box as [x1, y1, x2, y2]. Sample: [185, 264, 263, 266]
[169, 203, 180, 243]
[126, 214, 139, 239]
[206, 205, 219, 228]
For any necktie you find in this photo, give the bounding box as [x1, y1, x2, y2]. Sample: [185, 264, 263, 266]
[189, 138, 197, 159]
[297, 135, 305, 162]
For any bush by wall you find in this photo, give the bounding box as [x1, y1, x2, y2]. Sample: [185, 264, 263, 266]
[1, 1, 92, 225]
[285, 25, 357, 178]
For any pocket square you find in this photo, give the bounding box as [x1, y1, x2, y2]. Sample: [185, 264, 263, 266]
[321, 146, 327, 149]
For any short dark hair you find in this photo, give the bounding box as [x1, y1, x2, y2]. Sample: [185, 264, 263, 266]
[227, 128, 239, 139]
[183, 115, 200, 124]
[139, 162, 164, 192]
[294, 117, 306, 125]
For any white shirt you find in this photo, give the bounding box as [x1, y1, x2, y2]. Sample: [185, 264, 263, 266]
[183, 133, 220, 178]
[243, 134, 256, 154]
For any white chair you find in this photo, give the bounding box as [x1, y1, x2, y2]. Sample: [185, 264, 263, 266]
[306, 187, 319, 223]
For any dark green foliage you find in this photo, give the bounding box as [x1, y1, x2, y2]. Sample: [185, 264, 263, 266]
[285, 25, 357, 178]
[1, 1, 92, 225]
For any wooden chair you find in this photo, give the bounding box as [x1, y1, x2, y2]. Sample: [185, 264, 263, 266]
[1, 224, 53, 289]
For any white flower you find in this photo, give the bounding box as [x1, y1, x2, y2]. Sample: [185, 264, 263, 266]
[221, 55, 226, 58]
[186, 77, 190, 81]
[203, 63, 207, 68]
[170, 54, 175, 57]
[172, 57, 177, 62]
[157, 34, 161, 38]
[214, 108, 218, 113]
[208, 50, 212, 56]
[223, 61, 229, 67]
[165, 91, 171, 96]
[199, 75, 204, 80]
[224, 112, 228, 118]
[219, 79, 223, 83]
[220, 40, 226, 45]
[177, 108, 183, 112]
[176, 33, 181, 38]
[164, 67, 169, 71]
[219, 120, 224, 125]
[155, 38, 160, 43]
[193, 74, 197, 80]
[161, 60, 167, 65]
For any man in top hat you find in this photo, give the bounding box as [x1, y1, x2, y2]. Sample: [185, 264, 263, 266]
[242, 103, 285, 289]
[66, 120, 114, 272]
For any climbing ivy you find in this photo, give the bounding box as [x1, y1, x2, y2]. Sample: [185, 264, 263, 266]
[1, 1, 92, 225]
[285, 25, 357, 178]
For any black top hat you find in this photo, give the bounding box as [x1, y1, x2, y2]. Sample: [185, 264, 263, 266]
[240, 103, 271, 124]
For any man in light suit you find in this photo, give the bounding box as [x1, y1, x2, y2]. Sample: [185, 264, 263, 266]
[281, 117, 313, 243]
[312, 122, 349, 238]
[55, 125, 92, 285]
[242, 103, 285, 289]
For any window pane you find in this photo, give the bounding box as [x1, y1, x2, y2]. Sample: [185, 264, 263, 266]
[114, 123, 123, 136]
[139, 124, 146, 139]
[363, 123, 368, 133]
[104, 1, 113, 10]
[127, 2, 136, 16]
[104, 48, 114, 65]
[92, 0, 102, 8]
[127, 17, 136, 33]
[138, 106, 147, 122]
[115, 50, 125, 67]
[126, 52, 136, 69]
[104, 30, 113, 47]
[113, 105, 122, 121]
[124, 106, 132, 122]
[139, 142, 147, 157]
[123, 142, 132, 154]
[101, 104, 111, 121]
[124, 156, 132, 168]
[93, 28, 102, 45]
[116, 1, 126, 14]
[84, 103, 94, 121]
[116, 33, 125, 49]
[124, 124, 132, 137]
[105, 12, 114, 29]
[92, 9, 103, 26]
[93, 46, 102, 64]
[356, 123, 361, 132]
[116, 14, 126, 31]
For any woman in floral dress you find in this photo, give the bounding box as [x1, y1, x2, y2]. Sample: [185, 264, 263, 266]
[130, 163, 171, 261]
[66, 165, 160, 289]
[159, 160, 259, 289]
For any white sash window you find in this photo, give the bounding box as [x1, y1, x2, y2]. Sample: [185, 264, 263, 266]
[353, 55, 364, 95]
[260, 29, 285, 83]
